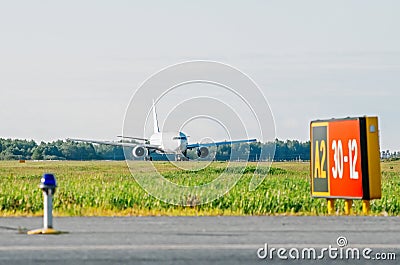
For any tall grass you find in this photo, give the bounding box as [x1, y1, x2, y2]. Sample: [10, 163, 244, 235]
[0, 160, 399, 216]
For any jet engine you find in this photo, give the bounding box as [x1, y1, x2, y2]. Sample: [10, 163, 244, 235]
[196, 146, 209, 158]
[132, 146, 147, 158]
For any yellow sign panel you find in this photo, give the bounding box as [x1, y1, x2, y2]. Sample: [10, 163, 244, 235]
[365, 117, 381, 199]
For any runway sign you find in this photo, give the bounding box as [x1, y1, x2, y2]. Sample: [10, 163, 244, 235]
[310, 116, 381, 200]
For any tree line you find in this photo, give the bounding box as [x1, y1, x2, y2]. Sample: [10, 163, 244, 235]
[0, 138, 310, 161]
[0, 139, 124, 161]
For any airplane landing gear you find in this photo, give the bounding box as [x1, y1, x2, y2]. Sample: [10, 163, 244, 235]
[176, 155, 189, 161]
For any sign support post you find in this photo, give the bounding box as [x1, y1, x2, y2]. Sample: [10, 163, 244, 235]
[327, 199, 335, 214]
[362, 200, 371, 214]
[344, 199, 353, 215]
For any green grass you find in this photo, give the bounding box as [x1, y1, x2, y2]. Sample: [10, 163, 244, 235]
[0, 160, 399, 216]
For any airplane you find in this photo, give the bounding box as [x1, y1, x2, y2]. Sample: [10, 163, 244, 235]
[68, 100, 257, 161]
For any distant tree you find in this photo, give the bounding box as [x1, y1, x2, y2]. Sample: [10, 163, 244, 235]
[94, 144, 124, 160]
[59, 140, 98, 160]
[31, 144, 44, 160]
[0, 138, 37, 160]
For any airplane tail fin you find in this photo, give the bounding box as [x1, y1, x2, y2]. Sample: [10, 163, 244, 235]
[152, 99, 160, 133]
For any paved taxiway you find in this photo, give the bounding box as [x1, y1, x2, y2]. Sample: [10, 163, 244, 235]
[0, 216, 399, 264]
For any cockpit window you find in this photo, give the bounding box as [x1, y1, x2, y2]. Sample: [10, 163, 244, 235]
[173, 136, 187, 140]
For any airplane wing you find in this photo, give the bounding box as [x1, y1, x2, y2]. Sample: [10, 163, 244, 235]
[187, 139, 257, 149]
[117, 136, 149, 142]
[67, 138, 164, 152]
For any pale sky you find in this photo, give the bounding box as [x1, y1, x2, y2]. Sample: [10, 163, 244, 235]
[0, 1, 399, 150]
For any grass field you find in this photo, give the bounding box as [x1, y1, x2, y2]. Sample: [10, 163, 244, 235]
[0, 160, 399, 216]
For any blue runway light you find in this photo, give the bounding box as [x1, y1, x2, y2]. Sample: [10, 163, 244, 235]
[41, 173, 57, 187]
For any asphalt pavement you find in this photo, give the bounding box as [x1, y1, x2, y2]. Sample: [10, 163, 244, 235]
[0, 216, 399, 265]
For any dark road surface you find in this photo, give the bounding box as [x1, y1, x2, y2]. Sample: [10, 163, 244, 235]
[0, 216, 399, 264]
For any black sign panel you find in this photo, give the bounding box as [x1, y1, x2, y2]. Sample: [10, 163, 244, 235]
[312, 125, 328, 194]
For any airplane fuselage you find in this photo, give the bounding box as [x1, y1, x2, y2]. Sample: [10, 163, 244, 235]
[149, 131, 188, 154]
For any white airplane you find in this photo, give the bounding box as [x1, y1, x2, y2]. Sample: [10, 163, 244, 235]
[69, 101, 256, 161]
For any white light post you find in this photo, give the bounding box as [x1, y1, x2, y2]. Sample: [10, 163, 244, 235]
[28, 173, 62, 235]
